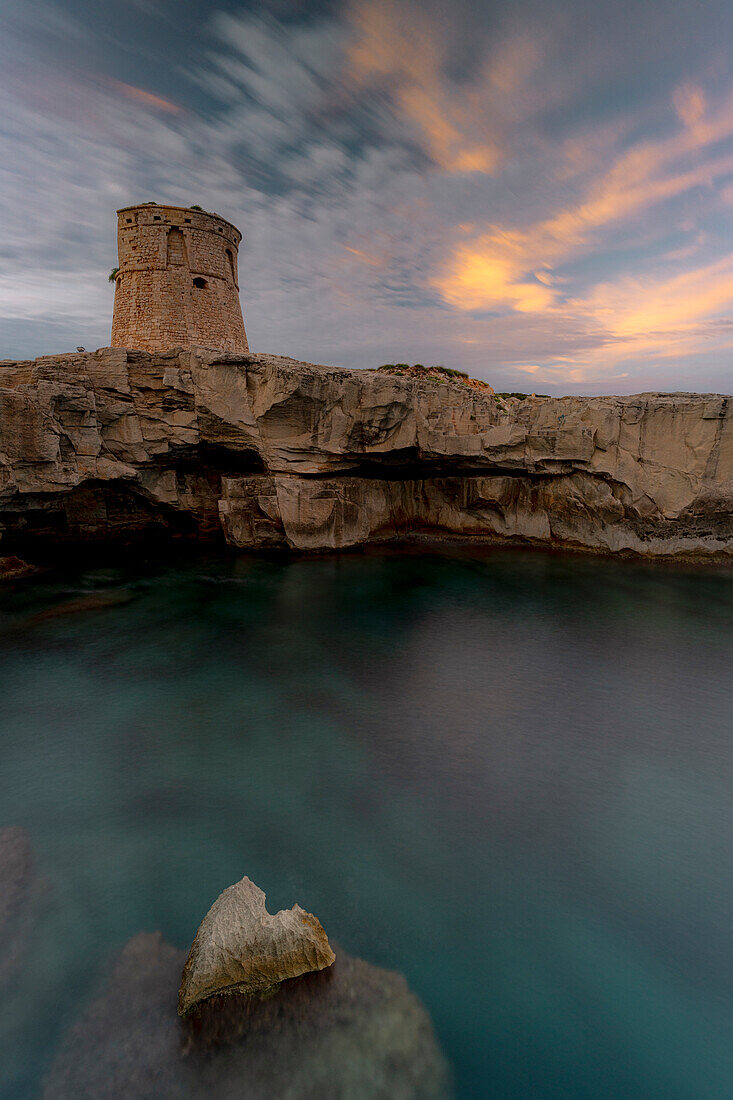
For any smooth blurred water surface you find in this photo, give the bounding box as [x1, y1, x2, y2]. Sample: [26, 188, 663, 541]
[0, 547, 732, 1099]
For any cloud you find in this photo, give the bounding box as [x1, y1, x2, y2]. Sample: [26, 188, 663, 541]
[424, 76, 733, 382]
[434, 81, 733, 313]
[1, 0, 733, 393]
[577, 257, 733, 340]
[108, 80, 183, 114]
[674, 83, 707, 131]
[344, 0, 546, 175]
[346, 2, 495, 172]
[461, 254, 733, 390]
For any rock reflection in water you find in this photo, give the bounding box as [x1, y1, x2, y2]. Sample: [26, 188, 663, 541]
[44, 931, 452, 1099]
[0, 827, 46, 988]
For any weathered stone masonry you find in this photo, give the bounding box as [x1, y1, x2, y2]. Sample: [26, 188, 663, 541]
[111, 204, 248, 353]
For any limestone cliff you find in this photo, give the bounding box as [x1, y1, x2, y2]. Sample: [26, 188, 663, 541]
[0, 347, 731, 558]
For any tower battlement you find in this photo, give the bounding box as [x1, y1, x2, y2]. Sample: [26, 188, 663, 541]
[110, 203, 249, 353]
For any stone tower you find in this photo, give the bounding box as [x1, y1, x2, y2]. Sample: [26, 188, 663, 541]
[111, 203, 248, 353]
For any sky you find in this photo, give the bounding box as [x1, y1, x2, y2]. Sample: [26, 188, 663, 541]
[2, 0, 733, 394]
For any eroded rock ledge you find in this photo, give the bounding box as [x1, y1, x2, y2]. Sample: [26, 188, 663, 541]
[0, 347, 731, 558]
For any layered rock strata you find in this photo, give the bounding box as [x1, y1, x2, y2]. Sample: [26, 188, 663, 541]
[0, 347, 731, 557]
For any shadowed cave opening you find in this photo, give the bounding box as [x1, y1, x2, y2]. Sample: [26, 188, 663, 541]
[166, 443, 265, 476]
[0, 445, 265, 560]
[0, 480, 208, 557]
[319, 450, 577, 481]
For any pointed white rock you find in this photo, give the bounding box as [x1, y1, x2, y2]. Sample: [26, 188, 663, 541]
[178, 876, 335, 1016]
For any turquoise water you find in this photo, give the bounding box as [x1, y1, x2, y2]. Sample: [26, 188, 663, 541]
[1, 548, 732, 1098]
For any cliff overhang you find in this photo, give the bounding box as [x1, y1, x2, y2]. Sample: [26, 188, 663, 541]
[0, 347, 731, 560]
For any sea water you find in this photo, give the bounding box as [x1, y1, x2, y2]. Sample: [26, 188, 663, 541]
[0, 548, 732, 1098]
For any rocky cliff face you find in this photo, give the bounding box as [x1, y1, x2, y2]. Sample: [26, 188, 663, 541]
[0, 347, 731, 558]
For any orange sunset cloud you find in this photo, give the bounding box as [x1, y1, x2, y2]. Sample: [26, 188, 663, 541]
[346, 0, 503, 174]
[110, 80, 182, 114]
[426, 78, 733, 379]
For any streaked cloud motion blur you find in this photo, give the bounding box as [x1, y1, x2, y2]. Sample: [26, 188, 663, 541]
[2, 0, 733, 393]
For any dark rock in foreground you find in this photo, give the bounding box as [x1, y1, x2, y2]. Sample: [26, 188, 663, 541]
[44, 932, 453, 1099]
[1, 347, 731, 558]
[0, 826, 45, 987]
[0, 555, 38, 582]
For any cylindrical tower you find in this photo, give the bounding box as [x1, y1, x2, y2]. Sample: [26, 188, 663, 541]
[111, 203, 249, 353]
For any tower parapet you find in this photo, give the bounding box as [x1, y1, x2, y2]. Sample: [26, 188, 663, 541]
[110, 203, 248, 353]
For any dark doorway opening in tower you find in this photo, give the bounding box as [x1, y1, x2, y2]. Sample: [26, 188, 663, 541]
[192, 277, 207, 289]
[225, 248, 236, 282]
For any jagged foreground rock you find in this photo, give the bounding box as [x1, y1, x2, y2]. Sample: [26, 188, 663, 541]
[178, 875, 335, 1015]
[44, 932, 453, 1099]
[0, 347, 731, 557]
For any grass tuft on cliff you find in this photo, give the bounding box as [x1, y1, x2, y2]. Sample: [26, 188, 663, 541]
[376, 363, 493, 393]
